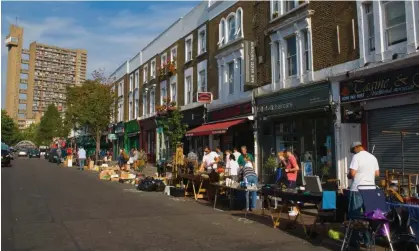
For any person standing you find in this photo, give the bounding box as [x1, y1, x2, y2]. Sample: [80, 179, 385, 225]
[199, 146, 219, 174]
[77, 146, 86, 171]
[232, 148, 241, 162]
[225, 150, 231, 173]
[228, 154, 240, 182]
[186, 149, 198, 174]
[238, 156, 258, 211]
[279, 149, 299, 189]
[216, 146, 223, 164]
[347, 141, 380, 249]
[237, 146, 254, 168]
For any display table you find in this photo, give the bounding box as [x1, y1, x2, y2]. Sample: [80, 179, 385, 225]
[211, 183, 260, 218]
[178, 173, 209, 200]
[262, 186, 322, 235]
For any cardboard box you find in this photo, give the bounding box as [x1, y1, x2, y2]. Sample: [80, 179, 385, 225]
[111, 177, 119, 182]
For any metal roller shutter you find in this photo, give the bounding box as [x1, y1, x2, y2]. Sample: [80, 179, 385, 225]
[368, 104, 419, 173]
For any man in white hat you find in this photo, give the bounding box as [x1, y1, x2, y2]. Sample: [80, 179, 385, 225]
[347, 141, 380, 249]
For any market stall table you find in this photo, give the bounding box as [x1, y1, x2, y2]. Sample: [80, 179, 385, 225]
[211, 183, 260, 218]
[178, 173, 209, 200]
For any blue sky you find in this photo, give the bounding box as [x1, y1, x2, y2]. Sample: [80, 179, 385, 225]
[1, 1, 199, 108]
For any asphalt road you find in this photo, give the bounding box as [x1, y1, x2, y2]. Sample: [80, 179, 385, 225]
[2, 158, 334, 251]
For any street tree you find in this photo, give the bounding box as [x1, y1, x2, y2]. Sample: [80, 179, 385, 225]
[65, 69, 115, 162]
[1, 110, 20, 146]
[37, 104, 68, 145]
[21, 123, 40, 145]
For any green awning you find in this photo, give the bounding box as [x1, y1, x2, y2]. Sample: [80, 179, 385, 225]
[125, 120, 140, 134]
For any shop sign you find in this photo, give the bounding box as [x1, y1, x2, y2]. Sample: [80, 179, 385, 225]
[256, 83, 330, 116]
[115, 122, 125, 134]
[108, 134, 117, 140]
[197, 92, 213, 104]
[244, 40, 257, 87]
[340, 64, 419, 103]
[208, 102, 252, 121]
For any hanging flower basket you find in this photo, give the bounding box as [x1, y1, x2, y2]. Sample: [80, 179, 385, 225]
[167, 106, 176, 111]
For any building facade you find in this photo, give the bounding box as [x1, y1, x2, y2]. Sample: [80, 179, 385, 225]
[5, 24, 87, 129]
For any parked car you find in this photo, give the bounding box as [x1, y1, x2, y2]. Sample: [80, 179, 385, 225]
[18, 149, 28, 157]
[1, 150, 12, 167]
[29, 149, 41, 158]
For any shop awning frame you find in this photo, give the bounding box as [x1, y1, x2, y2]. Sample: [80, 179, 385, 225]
[185, 118, 248, 137]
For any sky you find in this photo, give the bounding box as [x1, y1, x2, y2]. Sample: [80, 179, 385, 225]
[1, 1, 199, 108]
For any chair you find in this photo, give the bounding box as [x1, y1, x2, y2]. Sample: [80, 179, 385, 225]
[309, 191, 336, 237]
[341, 186, 394, 251]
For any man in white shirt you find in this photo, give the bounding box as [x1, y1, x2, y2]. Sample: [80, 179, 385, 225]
[347, 141, 379, 249]
[232, 148, 241, 161]
[77, 146, 87, 171]
[199, 146, 219, 174]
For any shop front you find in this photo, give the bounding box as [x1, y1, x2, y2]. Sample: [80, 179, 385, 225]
[182, 105, 206, 159]
[185, 102, 254, 156]
[256, 82, 334, 181]
[107, 124, 116, 157]
[125, 119, 140, 151]
[115, 121, 125, 154]
[340, 64, 419, 175]
[139, 117, 156, 163]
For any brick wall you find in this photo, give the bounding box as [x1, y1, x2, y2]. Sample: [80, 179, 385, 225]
[310, 1, 359, 71]
[253, 0, 271, 87]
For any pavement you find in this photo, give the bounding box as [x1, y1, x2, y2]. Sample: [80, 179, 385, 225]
[2, 158, 338, 251]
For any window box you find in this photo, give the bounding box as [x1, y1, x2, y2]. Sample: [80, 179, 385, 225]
[272, 12, 279, 19]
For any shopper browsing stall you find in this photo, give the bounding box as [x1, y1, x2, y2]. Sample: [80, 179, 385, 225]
[199, 146, 219, 173]
[228, 154, 239, 182]
[238, 156, 258, 211]
[237, 146, 254, 167]
[279, 149, 299, 189]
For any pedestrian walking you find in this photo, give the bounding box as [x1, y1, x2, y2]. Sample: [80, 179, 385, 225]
[77, 146, 86, 171]
[347, 141, 380, 249]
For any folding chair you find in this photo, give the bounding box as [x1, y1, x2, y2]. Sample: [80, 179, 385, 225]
[388, 204, 419, 251]
[341, 186, 394, 251]
[309, 191, 336, 237]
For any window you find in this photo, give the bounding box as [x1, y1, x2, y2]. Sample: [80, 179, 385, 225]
[185, 38, 192, 62]
[228, 62, 234, 95]
[228, 16, 236, 42]
[143, 65, 148, 83]
[19, 104, 26, 109]
[129, 101, 133, 120]
[142, 94, 147, 116]
[199, 70, 206, 92]
[185, 76, 192, 105]
[135, 71, 139, 88]
[272, 1, 279, 18]
[236, 9, 242, 37]
[150, 90, 155, 114]
[286, 35, 297, 76]
[170, 81, 177, 103]
[302, 30, 310, 71]
[384, 1, 407, 46]
[151, 60, 156, 79]
[134, 98, 138, 118]
[198, 29, 206, 54]
[219, 19, 226, 46]
[161, 54, 167, 67]
[129, 75, 133, 92]
[365, 3, 375, 51]
[19, 93, 27, 99]
[119, 82, 123, 96]
[275, 41, 281, 80]
[238, 58, 242, 92]
[285, 0, 296, 12]
[160, 82, 167, 105]
[171, 47, 177, 63]
[18, 114, 25, 119]
[20, 83, 27, 89]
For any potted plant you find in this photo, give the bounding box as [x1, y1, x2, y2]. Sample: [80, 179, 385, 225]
[156, 105, 167, 116]
[272, 11, 279, 19]
[262, 154, 277, 184]
[168, 101, 177, 110]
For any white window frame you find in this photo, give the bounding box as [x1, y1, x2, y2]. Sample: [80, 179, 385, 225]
[364, 2, 375, 52]
[143, 64, 148, 83]
[219, 8, 244, 48]
[129, 74, 133, 92]
[270, 0, 306, 20]
[170, 46, 177, 64]
[286, 35, 297, 77]
[198, 25, 207, 55]
[142, 93, 147, 116]
[275, 41, 281, 81]
[129, 101, 133, 120]
[160, 81, 167, 105]
[185, 34, 193, 62]
[135, 70, 139, 88]
[382, 0, 407, 48]
[302, 29, 310, 72]
[185, 76, 193, 105]
[238, 58, 243, 92]
[134, 96, 139, 118]
[149, 90, 155, 115]
[170, 76, 177, 104]
[198, 70, 206, 92]
[226, 13, 236, 43]
[151, 59, 156, 79]
[161, 53, 167, 68]
[227, 61, 234, 95]
[218, 19, 226, 46]
[118, 81, 123, 96]
[235, 8, 243, 38]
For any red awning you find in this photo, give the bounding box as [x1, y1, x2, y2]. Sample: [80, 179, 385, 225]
[185, 119, 247, 137]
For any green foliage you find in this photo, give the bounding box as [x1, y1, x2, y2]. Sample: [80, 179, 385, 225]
[156, 107, 188, 151]
[263, 154, 277, 170]
[65, 69, 116, 161]
[37, 104, 68, 145]
[1, 110, 20, 145]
